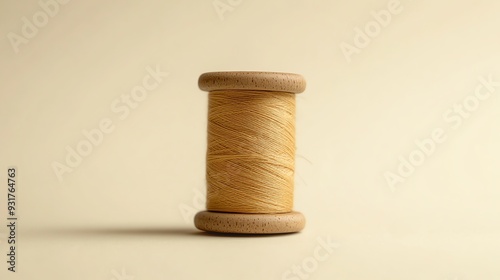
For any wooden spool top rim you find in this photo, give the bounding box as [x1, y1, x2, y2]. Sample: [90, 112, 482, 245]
[198, 71, 306, 93]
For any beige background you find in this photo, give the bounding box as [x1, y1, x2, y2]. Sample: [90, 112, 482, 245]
[1, 0, 500, 279]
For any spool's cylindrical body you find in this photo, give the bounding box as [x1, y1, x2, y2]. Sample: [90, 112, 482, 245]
[206, 90, 296, 214]
[196, 71, 306, 234]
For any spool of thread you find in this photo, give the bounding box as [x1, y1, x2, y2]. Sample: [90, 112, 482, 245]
[194, 71, 306, 234]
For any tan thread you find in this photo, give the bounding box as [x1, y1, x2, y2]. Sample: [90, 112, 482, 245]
[206, 89, 296, 214]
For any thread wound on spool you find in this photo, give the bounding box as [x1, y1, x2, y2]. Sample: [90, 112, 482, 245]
[206, 90, 296, 214]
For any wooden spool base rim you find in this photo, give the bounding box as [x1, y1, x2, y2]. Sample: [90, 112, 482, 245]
[194, 211, 305, 234]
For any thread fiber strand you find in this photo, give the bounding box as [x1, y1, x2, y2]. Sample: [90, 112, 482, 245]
[206, 90, 296, 214]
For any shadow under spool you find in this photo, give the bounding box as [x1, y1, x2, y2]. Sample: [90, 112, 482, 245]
[195, 71, 306, 234]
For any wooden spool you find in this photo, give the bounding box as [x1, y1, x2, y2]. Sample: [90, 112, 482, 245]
[195, 71, 306, 234]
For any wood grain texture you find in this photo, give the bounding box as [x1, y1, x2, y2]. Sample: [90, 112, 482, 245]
[195, 211, 305, 234]
[198, 71, 306, 93]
